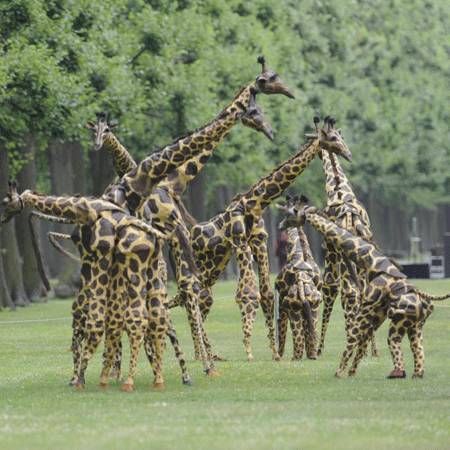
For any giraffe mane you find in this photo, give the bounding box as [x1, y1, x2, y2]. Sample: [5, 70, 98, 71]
[241, 140, 313, 198]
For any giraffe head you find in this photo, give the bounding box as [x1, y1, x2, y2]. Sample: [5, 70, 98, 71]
[1, 181, 24, 224]
[86, 112, 117, 150]
[306, 116, 352, 161]
[255, 56, 295, 99]
[277, 194, 310, 230]
[241, 93, 274, 140]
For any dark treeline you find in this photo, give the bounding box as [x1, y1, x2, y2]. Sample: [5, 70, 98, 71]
[1, 0, 449, 308]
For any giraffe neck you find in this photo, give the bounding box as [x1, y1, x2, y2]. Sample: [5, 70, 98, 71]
[297, 226, 314, 263]
[21, 190, 121, 224]
[321, 150, 356, 206]
[103, 133, 137, 178]
[240, 139, 321, 218]
[157, 150, 213, 198]
[106, 84, 255, 212]
[286, 227, 306, 263]
[305, 210, 404, 279]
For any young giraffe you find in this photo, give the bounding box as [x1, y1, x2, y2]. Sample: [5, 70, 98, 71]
[0, 182, 174, 391]
[275, 195, 322, 360]
[190, 117, 352, 361]
[318, 122, 378, 357]
[300, 205, 450, 378]
[89, 94, 275, 367]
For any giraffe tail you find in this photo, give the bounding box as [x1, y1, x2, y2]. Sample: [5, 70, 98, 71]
[415, 289, 450, 301]
[297, 281, 314, 336]
[48, 232, 80, 263]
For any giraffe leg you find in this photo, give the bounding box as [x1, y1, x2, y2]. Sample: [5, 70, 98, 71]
[183, 287, 217, 375]
[277, 309, 289, 358]
[166, 317, 192, 385]
[318, 248, 339, 356]
[99, 326, 122, 388]
[348, 330, 372, 376]
[253, 241, 279, 361]
[109, 339, 122, 381]
[304, 301, 319, 360]
[69, 288, 88, 385]
[100, 265, 125, 386]
[194, 287, 224, 361]
[290, 310, 304, 361]
[235, 245, 260, 361]
[146, 285, 168, 390]
[407, 324, 425, 378]
[122, 319, 147, 392]
[239, 300, 258, 361]
[387, 319, 407, 379]
[75, 274, 110, 389]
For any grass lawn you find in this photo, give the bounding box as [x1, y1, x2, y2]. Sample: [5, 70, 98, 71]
[0, 278, 449, 450]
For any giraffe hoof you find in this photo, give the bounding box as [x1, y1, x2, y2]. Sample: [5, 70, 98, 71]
[348, 371, 356, 377]
[247, 355, 254, 362]
[307, 353, 318, 360]
[74, 382, 85, 391]
[412, 373, 424, 379]
[206, 367, 220, 378]
[99, 382, 108, 390]
[212, 354, 227, 362]
[387, 369, 406, 379]
[272, 354, 281, 362]
[372, 350, 380, 358]
[182, 377, 193, 386]
[68, 378, 78, 386]
[121, 383, 134, 392]
[152, 382, 165, 391]
[334, 371, 345, 379]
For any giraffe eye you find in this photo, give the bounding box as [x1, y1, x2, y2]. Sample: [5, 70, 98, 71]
[104, 128, 110, 133]
[330, 136, 337, 141]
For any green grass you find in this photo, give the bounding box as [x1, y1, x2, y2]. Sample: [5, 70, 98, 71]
[1, 279, 449, 450]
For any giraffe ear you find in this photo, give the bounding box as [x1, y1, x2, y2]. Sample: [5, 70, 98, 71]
[109, 120, 118, 129]
[8, 180, 18, 194]
[85, 121, 96, 129]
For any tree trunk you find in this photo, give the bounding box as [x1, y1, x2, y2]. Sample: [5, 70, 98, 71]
[0, 148, 29, 306]
[0, 247, 14, 309]
[15, 135, 47, 301]
[47, 140, 80, 295]
[88, 147, 115, 196]
[70, 141, 87, 194]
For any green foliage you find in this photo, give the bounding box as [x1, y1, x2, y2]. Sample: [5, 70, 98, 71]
[0, 0, 449, 209]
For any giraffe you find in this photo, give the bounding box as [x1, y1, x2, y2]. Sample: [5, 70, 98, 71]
[0, 182, 176, 391]
[299, 205, 450, 378]
[96, 56, 294, 370]
[189, 117, 352, 361]
[317, 119, 378, 357]
[29, 209, 192, 386]
[275, 195, 322, 360]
